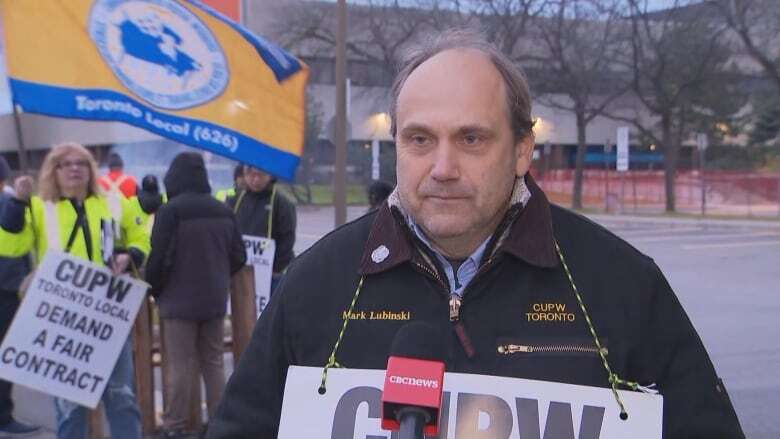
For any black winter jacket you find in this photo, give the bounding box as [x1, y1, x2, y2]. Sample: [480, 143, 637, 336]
[145, 153, 246, 320]
[208, 175, 743, 439]
[226, 182, 296, 274]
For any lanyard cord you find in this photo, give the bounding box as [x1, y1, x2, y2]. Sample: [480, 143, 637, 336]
[233, 185, 277, 238]
[555, 239, 650, 420]
[318, 275, 365, 395]
[232, 190, 246, 214]
[64, 201, 93, 261]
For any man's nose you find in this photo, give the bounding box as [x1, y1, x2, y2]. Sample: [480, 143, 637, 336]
[429, 144, 459, 181]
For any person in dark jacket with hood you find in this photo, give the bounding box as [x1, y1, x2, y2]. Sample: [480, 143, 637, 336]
[226, 166, 296, 292]
[146, 152, 245, 438]
[207, 30, 743, 439]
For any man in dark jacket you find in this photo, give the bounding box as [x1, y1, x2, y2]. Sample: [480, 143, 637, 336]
[208, 31, 744, 439]
[226, 166, 296, 291]
[146, 152, 245, 438]
[0, 156, 40, 436]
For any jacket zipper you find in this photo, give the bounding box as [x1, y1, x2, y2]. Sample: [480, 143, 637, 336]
[449, 295, 462, 321]
[497, 344, 608, 356]
[412, 261, 479, 358]
[450, 256, 497, 321]
[413, 255, 500, 322]
[412, 261, 448, 293]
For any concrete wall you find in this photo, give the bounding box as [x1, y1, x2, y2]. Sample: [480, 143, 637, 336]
[0, 113, 161, 153]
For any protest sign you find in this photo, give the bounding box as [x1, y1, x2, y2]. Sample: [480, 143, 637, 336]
[279, 366, 663, 439]
[243, 234, 274, 316]
[0, 251, 147, 408]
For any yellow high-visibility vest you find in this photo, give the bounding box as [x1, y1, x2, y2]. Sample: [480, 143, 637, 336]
[0, 195, 150, 266]
[215, 187, 236, 202]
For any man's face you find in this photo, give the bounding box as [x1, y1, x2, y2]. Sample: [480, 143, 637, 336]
[395, 49, 533, 244]
[244, 167, 272, 192]
[56, 151, 91, 194]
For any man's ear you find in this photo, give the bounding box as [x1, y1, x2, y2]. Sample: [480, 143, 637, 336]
[515, 135, 535, 177]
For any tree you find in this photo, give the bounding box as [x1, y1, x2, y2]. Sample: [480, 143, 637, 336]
[714, 0, 780, 92]
[466, 0, 550, 60]
[749, 97, 780, 146]
[607, 0, 740, 212]
[289, 89, 325, 204]
[534, 0, 627, 209]
[270, 0, 453, 82]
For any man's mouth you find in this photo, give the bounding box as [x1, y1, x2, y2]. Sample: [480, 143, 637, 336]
[426, 195, 468, 202]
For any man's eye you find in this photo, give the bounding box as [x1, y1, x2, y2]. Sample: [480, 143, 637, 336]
[410, 135, 430, 145]
[463, 134, 481, 145]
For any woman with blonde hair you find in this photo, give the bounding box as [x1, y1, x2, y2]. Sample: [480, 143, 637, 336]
[0, 142, 148, 439]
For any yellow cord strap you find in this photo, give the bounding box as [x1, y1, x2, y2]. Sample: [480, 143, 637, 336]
[315, 241, 643, 421]
[233, 185, 277, 238]
[555, 240, 636, 420]
[318, 276, 365, 394]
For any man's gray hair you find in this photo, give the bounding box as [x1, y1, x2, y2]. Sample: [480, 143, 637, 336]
[389, 28, 535, 141]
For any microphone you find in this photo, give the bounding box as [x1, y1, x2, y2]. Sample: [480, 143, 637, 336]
[381, 321, 446, 439]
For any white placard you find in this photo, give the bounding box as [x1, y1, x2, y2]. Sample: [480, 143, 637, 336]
[0, 251, 147, 408]
[243, 235, 275, 316]
[279, 366, 662, 439]
[616, 127, 629, 172]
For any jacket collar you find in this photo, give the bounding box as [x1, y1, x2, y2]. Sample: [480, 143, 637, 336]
[358, 173, 558, 275]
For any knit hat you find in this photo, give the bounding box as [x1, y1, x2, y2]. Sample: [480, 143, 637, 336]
[107, 152, 124, 169]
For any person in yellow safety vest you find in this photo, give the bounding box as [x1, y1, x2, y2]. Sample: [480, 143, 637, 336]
[215, 163, 245, 202]
[0, 142, 147, 439]
[126, 174, 165, 236]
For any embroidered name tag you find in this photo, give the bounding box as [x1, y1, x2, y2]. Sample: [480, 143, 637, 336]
[342, 310, 411, 321]
[526, 302, 576, 322]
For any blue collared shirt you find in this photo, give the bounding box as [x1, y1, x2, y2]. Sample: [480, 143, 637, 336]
[410, 221, 490, 297]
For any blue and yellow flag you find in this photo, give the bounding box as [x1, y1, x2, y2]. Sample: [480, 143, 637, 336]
[1, 0, 308, 180]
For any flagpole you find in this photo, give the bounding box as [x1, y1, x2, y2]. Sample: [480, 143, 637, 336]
[333, 0, 347, 227]
[12, 104, 29, 172]
[240, 0, 248, 26]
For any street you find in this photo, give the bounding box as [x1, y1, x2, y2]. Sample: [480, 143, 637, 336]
[11, 207, 780, 439]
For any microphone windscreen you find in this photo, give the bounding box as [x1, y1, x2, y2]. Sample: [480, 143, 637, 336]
[389, 321, 445, 362]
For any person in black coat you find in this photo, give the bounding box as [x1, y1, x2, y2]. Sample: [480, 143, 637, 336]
[226, 166, 296, 292]
[146, 152, 245, 438]
[207, 30, 743, 439]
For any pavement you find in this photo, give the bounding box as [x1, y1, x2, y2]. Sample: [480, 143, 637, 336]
[9, 206, 779, 438]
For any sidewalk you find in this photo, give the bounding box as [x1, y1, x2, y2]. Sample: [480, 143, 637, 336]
[585, 211, 780, 230]
[7, 386, 55, 439]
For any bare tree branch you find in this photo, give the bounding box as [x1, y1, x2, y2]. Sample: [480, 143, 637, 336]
[714, 0, 780, 90]
[607, 0, 742, 211]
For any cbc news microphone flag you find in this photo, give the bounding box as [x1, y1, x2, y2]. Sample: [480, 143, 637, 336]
[0, 0, 309, 181]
